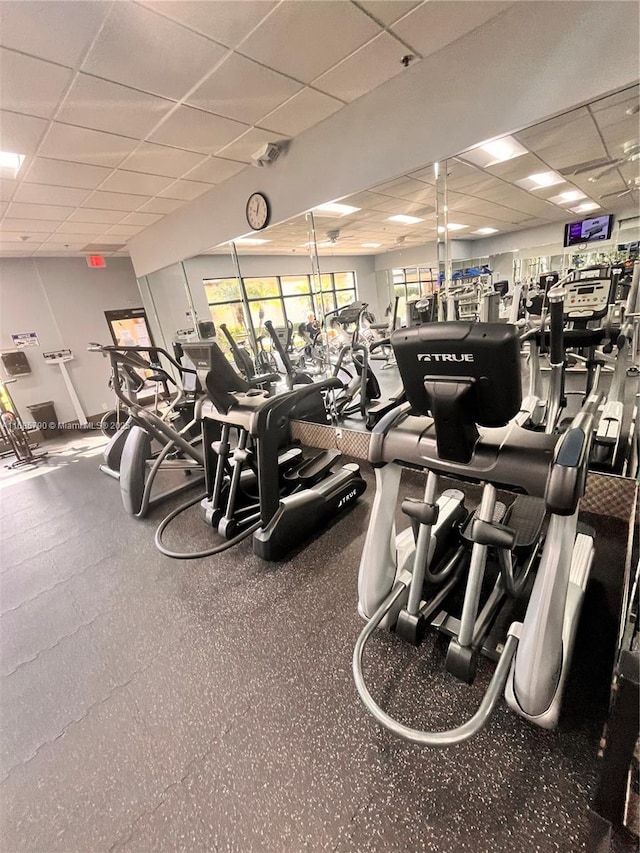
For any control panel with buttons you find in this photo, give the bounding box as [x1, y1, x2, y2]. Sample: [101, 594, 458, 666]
[564, 279, 612, 321]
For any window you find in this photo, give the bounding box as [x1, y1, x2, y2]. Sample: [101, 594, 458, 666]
[391, 266, 438, 321]
[203, 271, 357, 350]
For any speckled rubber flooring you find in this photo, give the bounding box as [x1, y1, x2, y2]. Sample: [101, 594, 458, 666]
[0, 436, 633, 853]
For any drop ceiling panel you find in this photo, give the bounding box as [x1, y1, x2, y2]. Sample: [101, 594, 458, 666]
[355, 1, 422, 26]
[98, 171, 174, 197]
[408, 166, 435, 184]
[591, 85, 639, 115]
[45, 232, 100, 243]
[592, 99, 638, 130]
[0, 48, 73, 119]
[187, 53, 302, 125]
[514, 108, 590, 152]
[104, 224, 144, 236]
[312, 31, 408, 103]
[158, 180, 211, 200]
[141, 1, 277, 49]
[182, 156, 246, 183]
[239, 1, 380, 84]
[259, 88, 343, 136]
[343, 190, 392, 209]
[56, 74, 175, 138]
[119, 142, 207, 178]
[82, 1, 227, 100]
[599, 116, 640, 150]
[216, 127, 288, 164]
[0, 178, 18, 202]
[0, 1, 107, 67]
[23, 157, 112, 189]
[39, 123, 138, 167]
[84, 191, 149, 211]
[57, 220, 117, 233]
[40, 245, 92, 254]
[6, 201, 75, 220]
[13, 183, 91, 206]
[137, 197, 186, 214]
[0, 240, 40, 251]
[484, 152, 548, 181]
[392, 1, 513, 56]
[149, 105, 249, 154]
[67, 208, 126, 224]
[0, 110, 48, 155]
[0, 218, 58, 232]
[539, 138, 609, 172]
[122, 212, 164, 226]
[618, 160, 640, 183]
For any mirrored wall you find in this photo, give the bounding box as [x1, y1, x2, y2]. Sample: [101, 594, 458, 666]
[136, 84, 639, 368]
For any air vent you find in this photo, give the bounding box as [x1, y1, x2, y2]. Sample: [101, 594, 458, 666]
[81, 242, 126, 253]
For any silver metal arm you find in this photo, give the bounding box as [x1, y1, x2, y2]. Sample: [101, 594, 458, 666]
[353, 580, 520, 747]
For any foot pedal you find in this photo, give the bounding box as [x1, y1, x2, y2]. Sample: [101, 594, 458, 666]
[283, 448, 342, 485]
[503, 495, 546, 550]
[461, 501, 507, 545]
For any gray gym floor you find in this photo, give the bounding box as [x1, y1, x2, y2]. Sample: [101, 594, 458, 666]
[0, 424, 632, 853]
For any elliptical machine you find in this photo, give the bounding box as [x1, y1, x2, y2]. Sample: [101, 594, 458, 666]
[155, 340, 367, 562]
[88, 343, 205, 518]
[353, 321, 598, 745]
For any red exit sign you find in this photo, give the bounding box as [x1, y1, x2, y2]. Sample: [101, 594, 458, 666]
[87, 255, 106, 268]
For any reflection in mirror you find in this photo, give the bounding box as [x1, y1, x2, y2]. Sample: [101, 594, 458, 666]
[143, 262, 198, 349]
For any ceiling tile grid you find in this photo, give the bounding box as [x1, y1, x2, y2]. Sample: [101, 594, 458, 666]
[0, 1, 637, 258]
[0, 0, 434, 255]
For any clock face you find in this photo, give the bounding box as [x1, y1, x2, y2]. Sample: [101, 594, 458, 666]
[246, 192, 270, 230]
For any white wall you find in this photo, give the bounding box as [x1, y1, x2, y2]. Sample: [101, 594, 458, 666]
[129, 1, 639, 276]
[0, 257, 142, 423]
[142, 253, 380, 343]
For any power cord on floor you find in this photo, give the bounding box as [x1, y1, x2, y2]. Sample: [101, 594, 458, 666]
[154, 491, 261, 559]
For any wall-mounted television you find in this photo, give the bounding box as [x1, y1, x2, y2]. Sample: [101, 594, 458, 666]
[563, 214, 613, 247]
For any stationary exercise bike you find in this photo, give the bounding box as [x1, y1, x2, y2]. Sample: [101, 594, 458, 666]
[353, 321, 598, 745]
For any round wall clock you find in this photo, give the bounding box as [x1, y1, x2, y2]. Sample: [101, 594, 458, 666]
[246, 192, 270, 230]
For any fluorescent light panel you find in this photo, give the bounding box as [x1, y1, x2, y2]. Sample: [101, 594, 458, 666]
[313, 202, 360, 216]
[474, 227, 499, 235]
[0, 151, 25, 178]
[550, 189, 587, 204]
[462, 135, 528, 168]
[570, 202, 600, 213]
[516, 170, 565, 190]
[234, 237, 270, 245]
[387, 214, 423, 224]
[361, 242, 381, 248]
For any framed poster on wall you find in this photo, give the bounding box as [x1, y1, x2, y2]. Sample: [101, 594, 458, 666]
[104, 308, 155, 349]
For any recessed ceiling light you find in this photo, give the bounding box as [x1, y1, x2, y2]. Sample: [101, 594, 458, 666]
[550, 189, 587, 204]
[474, 227, 499, 235]
[361, 242, 382, 248]
[462, 136, 528, 167]
[313, 202, 360, 216]
[570, 201, 601, 213]
[234, 237, 270, 246]
[0, 150, 25, 178]
[437, 223, 468, 233]
[387, 214, 423, 224]
[519, 171, 565, 189]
